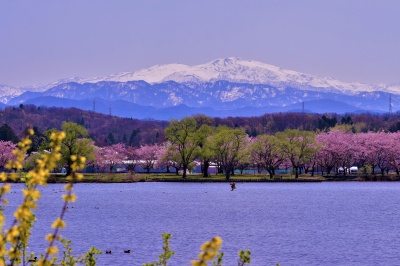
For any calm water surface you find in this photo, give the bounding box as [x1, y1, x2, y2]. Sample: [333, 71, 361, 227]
[4, 182, 400, 265]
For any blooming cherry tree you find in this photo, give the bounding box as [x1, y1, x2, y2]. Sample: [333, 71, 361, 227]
[136, 144, 160, 173]
[0, 141, 17, 170]
[94, 143, 126, 172]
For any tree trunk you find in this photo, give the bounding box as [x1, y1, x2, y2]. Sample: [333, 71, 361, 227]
[182, 165, 187, 178]
[203, 160, 210, 177]
[294, 167, 299, 178]
[225, 169, 231, 180]
[257, 164, 262, 174]
[267, 169, 273, 179]
[66, 159, 72, 176]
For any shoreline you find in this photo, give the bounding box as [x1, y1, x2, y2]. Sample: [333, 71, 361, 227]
[4, 173, 399, 183]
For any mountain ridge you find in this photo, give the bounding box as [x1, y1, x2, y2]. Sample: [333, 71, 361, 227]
[49, 57, 400, 94]
[0, 57, 399, 118]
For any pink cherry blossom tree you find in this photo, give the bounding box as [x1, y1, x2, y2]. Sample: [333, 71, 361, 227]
[315, 131, 343, 175]
[123, 145, 138, 173]
[136, 144, 160, 173]
[94, 143, 126, 173]
[157, 141, 181, 175]
[355, 132, 392, 176]
[388, 132, 400, 176]
[0, 141, 17, 170]
[247, 135, 284, 179]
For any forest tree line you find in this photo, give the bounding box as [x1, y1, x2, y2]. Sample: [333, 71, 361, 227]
[1, 117, 400, 180]
[1, 104, 400, 147]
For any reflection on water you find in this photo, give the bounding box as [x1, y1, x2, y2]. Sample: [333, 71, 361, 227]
[4, 182, 400, 265]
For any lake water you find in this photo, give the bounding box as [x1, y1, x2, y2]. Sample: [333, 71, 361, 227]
[4, 182, 400, 265]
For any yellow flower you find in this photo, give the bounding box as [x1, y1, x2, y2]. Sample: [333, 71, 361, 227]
[6, 226, 20, 243]
[51, 218, 66, 229]
[192, 236, 223, 265]
[1, 185, 10, 193]
[45, 233, 55, 243]
[62, 194, 77, 202]
[22, 189, 41, 201]
[46, 245, 58, 255]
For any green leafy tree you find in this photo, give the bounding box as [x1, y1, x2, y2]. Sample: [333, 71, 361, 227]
[60, 122, 95, 175]
[42, 122, 94, 175]
[196, 124, 214, 177]
[165, 117, 199, 178]
[209, 127, 247, 180]
[276, 129, 317, 178]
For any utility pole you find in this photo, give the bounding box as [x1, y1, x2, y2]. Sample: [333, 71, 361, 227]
[109, 107, 112, 116]
[389, 95, 392, 114]
[302, 101, 305, 113]
[93, 99, 96, 112]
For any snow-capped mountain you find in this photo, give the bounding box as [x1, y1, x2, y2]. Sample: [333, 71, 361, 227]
[0, 84, 26, 103]
[1, 57, 400, 118]
[73, 57, 400, 95]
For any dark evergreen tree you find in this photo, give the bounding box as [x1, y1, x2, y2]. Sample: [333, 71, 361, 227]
[129, 128, 141, 146]
[106, 132, 116, 144]
[0, 124, 19, 143]
[28, 126, 45, 154]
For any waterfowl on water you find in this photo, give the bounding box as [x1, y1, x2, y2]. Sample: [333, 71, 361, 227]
[230, 182, 236, 191]
[28, 257, 37, 262]
[124, 249, 131, 253]
[105, 250, 112, 254]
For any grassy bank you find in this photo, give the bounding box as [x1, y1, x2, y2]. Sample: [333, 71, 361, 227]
[8, 172, 399, 183]
[43, 173, 325, 183]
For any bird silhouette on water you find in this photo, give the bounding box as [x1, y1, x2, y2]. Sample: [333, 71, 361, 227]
[124, 250, 131, 253]
[230, 182, 236, 191]
[28, 257, 37, 262]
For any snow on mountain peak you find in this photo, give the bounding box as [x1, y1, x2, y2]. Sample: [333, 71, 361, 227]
[4, 57, 400, 96]
[83, 57, 385, 94]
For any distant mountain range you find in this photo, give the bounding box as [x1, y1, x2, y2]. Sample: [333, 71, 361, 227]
[1, 57, 399, 120]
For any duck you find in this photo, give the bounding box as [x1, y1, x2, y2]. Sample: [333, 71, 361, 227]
[28, 257, 37, 262]
[124, 249, 131, 253]
[105, 250, 112, 254]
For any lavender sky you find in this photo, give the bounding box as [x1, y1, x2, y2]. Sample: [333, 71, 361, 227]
[1, 1, 399, 87]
